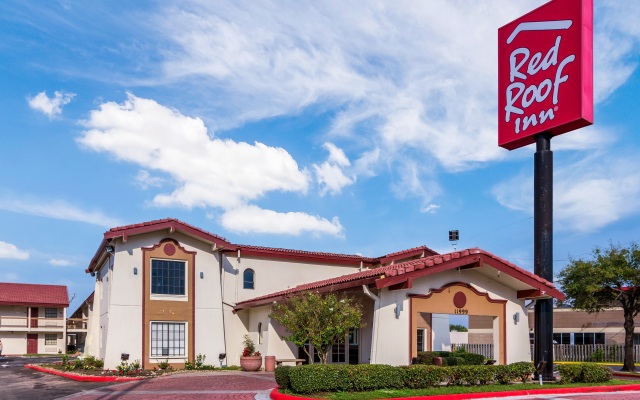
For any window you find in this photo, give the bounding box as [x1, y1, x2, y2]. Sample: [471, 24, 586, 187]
[151, 260, 185, 295]
[573, 332, 605, 345]
[243, 269, 255, 289]
[45, 334, 57, 345]
[45, 308, 57, 318]
[553, 333, 570, 344]
[348, 328, 359, 346]
[331, 342, 346, 363]
[634, 334, 640, 346]
[151, 322, 186, 357]
[417, 329, 425, 352]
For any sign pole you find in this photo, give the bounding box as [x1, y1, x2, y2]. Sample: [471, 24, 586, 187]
[533, 132, 554, 380]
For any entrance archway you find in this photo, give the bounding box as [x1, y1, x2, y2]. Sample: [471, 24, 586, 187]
[410, 282, 507, 364]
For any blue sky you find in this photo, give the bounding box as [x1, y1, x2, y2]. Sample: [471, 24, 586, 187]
[1, 1, 639, 312]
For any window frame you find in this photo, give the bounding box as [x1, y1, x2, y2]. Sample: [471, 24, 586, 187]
[150, 321, 187, 358]
[243, 268, 255, 290]
[45, 308, 58, 319]
[45, 333, 57, 346]
[150, 258, 188, 300]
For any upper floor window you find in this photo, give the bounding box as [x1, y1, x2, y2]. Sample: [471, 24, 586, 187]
[151, 259, 186, 295]
[243, 268, 255, 290]
[45, 308, 57, 318]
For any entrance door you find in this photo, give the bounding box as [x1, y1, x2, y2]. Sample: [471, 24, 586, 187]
[31, 307, 39, 328]
[27, 334, 38, 354]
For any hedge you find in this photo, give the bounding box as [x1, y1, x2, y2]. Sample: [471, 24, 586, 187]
[415, 350, 486, 366]
[558, 363, 612, 383]
[276, 361, 561, 394]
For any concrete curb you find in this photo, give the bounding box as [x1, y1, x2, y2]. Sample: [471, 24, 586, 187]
[25, 364, 144, 382]
[270, 383, 640, 399]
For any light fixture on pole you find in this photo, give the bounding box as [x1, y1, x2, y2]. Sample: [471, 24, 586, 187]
[449, 230, 459, 251]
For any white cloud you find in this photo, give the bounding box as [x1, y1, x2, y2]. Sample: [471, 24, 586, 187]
[78, 94, 342, 236]
[134, 170, 166, 190]
[492, 151, 640, 233]
[0, 195, 122, 228]
[49, 259, 75, 267]
[144, 1, 640, 206]
[27, 91, 75, 118]
[0, 241, 29, 260]
[421, 204, 440, 214]
[220, 205, 344, 237]
[313, 143, 355, 195]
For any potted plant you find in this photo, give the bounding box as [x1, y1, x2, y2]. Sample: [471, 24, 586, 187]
[239, 334, 262, 371]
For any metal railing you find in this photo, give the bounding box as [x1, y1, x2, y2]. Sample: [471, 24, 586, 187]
[66, 318, 88, 330]
[451, 343, 494, 359]
[530, 344, 640, 363]
[0, 316, 65, 329]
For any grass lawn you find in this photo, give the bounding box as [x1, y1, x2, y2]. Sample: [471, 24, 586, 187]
[281, 379, 636, 399]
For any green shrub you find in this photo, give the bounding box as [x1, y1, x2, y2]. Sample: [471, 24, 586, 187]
[457, 352, 485, 365]
[434, 351, 452, 357]
[442, 356, 466, 366]
[275, 366, 293, 389]
[402, 365, 446, 389]
[493, 365, 513, 384]
[581, 363, 612, 383]
[415, 351, 438, 365]
[347, 364, 404, 391]
[507, 361, 535, 383]
[559, 363, 612, 383]
[589, 349, 605, 362]
[157, 359, 171, 370]
[289, 365, 350, 394]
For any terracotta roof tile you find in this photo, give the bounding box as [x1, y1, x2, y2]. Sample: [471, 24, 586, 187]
[235, 247, 563, 309]
[0, 282, 69, 307]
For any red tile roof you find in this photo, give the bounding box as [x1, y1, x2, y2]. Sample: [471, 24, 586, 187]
[234, 248, 564, 310]
[0, 282, 69, 307]
[88, 218, 438, 272]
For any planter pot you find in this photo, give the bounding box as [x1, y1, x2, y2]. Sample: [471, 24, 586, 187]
[264, 355, 276, 372]
[240, 356, 262, 371]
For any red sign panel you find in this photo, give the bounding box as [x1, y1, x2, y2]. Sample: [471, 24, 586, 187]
[498, 0, 593, 150]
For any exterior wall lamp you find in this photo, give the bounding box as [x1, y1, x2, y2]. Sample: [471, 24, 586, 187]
[105, 245, 115, 254]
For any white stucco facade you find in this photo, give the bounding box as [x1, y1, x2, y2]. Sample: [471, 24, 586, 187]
[82, 219, 561, 369]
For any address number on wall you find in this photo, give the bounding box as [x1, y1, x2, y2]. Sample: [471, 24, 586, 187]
[454, 308, 468, 315]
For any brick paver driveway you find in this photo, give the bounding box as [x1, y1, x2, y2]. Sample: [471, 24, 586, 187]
[58, 371, 277, 400]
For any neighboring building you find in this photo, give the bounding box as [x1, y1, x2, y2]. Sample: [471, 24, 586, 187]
[0, 282, 69, 355]
[526, 307, 640, 346]
[82, 218, 563, 369]
[67, 292, 93, 353]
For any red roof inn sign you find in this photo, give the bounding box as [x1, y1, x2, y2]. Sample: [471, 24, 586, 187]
[498, 0, 593, 150]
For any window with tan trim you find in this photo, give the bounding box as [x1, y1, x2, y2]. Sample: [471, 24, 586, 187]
[151, 259, 186, 295]
[151, 322, 186, 357]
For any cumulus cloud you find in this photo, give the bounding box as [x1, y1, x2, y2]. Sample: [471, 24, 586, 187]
[139, 1, 640, 206]
[27, 91, 75, 118]
[220, 205, 344, 237]
[134, 170, 166, 190]
[78, 94, 342, 236]
[313, 143, 355, 195]
[0, 241, 29, 260]
[49, 259, 75, 266]
[492, 151, 640, 233]
[0, 195, 122, 228]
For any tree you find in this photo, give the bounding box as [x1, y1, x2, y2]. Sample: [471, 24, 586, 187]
[449, 324, 468, 332]
[269, 291, 364, 364]
[558, 242, 640, 372]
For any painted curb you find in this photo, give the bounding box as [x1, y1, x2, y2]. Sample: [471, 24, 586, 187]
[270, 384, 640, 399]
[25, 365, 144, 382]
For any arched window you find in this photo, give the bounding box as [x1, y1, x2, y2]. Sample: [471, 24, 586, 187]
[243, 268, 255, 289]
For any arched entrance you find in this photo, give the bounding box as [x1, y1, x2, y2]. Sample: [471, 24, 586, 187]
[410, 282, 507, 364]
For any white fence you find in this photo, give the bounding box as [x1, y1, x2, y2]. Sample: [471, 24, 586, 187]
[452, 343, 494, 359]
[530, 344, 640, 363]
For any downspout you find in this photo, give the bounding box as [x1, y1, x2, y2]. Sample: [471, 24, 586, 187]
[218, 250, 228, 364]
[362, 285, 380, 364]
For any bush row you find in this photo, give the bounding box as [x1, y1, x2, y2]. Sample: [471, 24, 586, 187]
[276, 362, 611, 395]
[558, 363, 612, 383]
[414, 351, 486, 366]
[276, 362, 537, 394]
